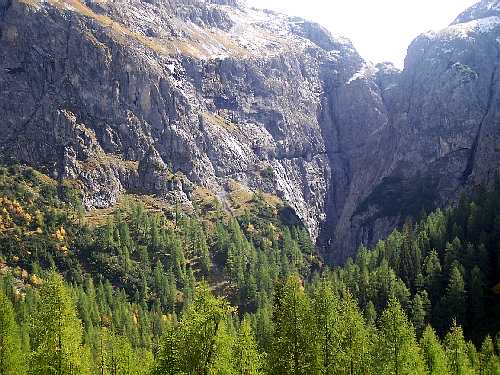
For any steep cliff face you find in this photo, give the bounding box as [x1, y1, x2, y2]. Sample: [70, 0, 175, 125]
[341, 0, 500, 261]
[0, 0, 498, 263]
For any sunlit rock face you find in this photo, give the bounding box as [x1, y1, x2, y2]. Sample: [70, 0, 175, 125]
[0, 0, 499, 262]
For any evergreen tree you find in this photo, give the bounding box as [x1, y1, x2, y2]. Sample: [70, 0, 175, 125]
[311, 279, 339, 373]
[232, 318, 263, 375]
[0, 288, 25, 375]
[269, 274, 319, 375]
[444, 265, 466, 327]
[335, 292, 374, 375]
[479, 335, 499, 375]
[29, 271, 91, 375]
[420, 325, 449, 375]
[376, 297, 425, 375]
[153, 283, 234, 375]
[444, 321, 474, 375]
[411, 291, 430, 338]
[469, 266, 485, 329]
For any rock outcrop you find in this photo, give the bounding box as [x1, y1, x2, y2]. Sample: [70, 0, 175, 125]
[0, 0, 499, 263]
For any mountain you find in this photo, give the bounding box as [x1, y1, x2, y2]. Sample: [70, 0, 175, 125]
[1, 0, 499, 263]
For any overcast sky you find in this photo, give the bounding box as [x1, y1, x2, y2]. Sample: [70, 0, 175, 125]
[246, 0, 479, 67]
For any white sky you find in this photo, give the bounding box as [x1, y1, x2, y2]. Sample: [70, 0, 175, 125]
[246, 0, 480, 67]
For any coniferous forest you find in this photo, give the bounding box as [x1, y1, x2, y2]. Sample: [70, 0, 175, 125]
[0, 163, 499, 374]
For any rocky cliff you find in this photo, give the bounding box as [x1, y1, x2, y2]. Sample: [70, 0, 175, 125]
[0, 0, 499, 263]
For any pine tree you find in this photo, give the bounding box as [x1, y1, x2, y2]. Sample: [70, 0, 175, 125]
[0, 288, 25, 375]
[376, 297, 425, 375]
[420, 325, 449, 375]
[29, 271, 91, 375]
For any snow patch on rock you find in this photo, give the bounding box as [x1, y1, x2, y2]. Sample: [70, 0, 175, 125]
[346, 63, 377, 85]
[426, 16, 500, 41]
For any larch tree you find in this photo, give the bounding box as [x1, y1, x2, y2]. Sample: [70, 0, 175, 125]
[444, 264, 466, 327]
[311, 278, 339, 374]
[376, 297, 425, 375]
[29, 271, 91, 375]
[444, 321, 474, 375]
[153, 282, 234, 375]
[0, 288, 25, 375]
[335, 292, 374, 375]
[420, 325, 449, 375]
[478, 335, 498, 375]
[269, 274, 320, 375]
[232, 318, 263, 375]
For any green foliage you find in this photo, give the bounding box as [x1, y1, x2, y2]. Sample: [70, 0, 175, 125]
[336, 187, 500, 343]
[444, 322, 475, 375]
[1, 165, 500, 374]
[376, 297, 425, 375]
[29, 271, 91, 375]
[0, 288, 25, 375]
[232, 318, 264, 375]
[153, 283, 235, 375]
[356, 173, 438, 220]
[269, 274, 319, 375]
[420, 326, 449, 375]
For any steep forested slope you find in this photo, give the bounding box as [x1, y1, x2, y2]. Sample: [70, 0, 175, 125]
[0, 163, 499, 374]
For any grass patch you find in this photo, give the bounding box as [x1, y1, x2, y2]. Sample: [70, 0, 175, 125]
[78, 153, 138, 173]
[84, 193, 170, 227]
[202, 112, 238, 132]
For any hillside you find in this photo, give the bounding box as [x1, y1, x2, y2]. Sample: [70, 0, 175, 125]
[1, 0, 500, 373]
[1, 0, 500, 262]
[0, 164, 499, 372]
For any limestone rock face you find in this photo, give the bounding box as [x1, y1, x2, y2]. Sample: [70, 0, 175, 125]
[0, 0, 499, 262]
[339, 0, 500, 261]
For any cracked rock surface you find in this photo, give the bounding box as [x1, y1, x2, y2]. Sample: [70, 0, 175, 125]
[1, 0, 499, 262]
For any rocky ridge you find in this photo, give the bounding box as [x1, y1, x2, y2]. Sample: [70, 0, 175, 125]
[0, 0, 499, 262]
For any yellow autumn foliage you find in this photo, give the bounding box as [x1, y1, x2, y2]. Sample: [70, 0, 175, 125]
[52, 226, 66, 242]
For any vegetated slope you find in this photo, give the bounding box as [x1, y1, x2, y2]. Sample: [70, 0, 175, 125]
[0, 163, 317, 312]
[1, 163, 499, 374]
[2, 0, 500, 262]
